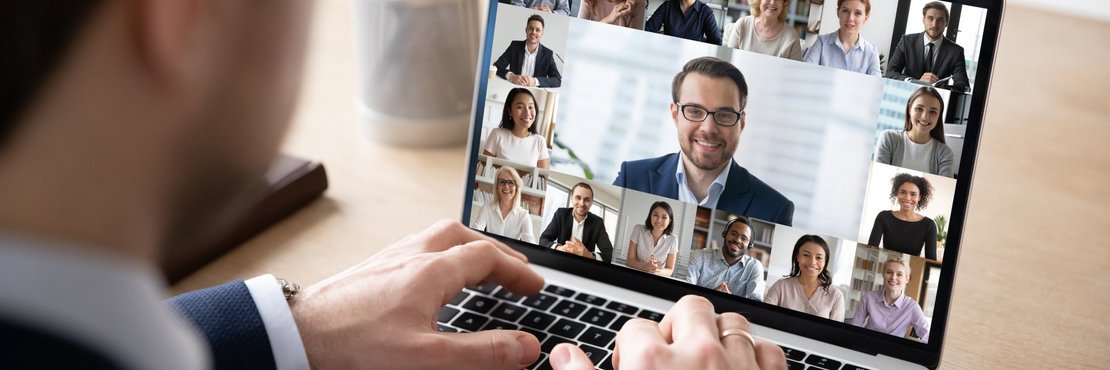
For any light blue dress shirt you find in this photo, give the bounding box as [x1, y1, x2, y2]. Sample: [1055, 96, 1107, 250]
[675, 154, 731, 208]
[803, 30, 881, 76]
[685, 248, 765, 301]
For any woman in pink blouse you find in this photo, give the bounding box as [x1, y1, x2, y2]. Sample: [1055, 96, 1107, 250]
[765, 235, 845, 321]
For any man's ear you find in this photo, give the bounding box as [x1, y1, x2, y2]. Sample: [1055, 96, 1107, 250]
[670, 102, 680, 126]
[132, 0, 204, 90]
[738, 111, 746, 131]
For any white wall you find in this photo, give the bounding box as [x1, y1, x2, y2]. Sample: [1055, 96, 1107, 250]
[491, 3, 570, 72]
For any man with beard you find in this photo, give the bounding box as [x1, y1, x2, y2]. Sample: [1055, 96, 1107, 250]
[886, 1, 970, 93]
[492, 14, 563, 88]
[685, 216, 766, 301]
[614, 56, 794, 226]
[538, 182, 614, 263]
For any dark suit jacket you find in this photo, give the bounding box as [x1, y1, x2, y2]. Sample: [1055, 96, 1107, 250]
[539, 207, 614, 263]
[492, 40, 562, 88]
[614, 153, 794, 226]
[886, 32, 969, 93]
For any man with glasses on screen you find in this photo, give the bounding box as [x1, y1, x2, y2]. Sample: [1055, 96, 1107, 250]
[614, 57, 794, 226]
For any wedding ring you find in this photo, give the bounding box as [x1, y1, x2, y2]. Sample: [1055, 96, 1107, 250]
[719, 328, 756, 347]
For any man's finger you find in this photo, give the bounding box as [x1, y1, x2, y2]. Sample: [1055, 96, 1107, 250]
[437, 240, 544, 297]
[418, 330, 540, 370]
[550, 343, 595, 370]
[658, 295, 719, 345]
[410, 220, 527, 261]
[753, 338, 788, 370]
[613, 318, 667, 369]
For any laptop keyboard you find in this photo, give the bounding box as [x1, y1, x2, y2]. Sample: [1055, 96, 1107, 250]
[437, 283, 870, 370]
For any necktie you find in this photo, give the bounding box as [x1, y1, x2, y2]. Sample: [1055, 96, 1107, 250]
[925, 43, 935, 74]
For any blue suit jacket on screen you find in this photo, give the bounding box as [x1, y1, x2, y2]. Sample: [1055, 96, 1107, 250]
[492, 40, 562, 87]
[614, 153, 795, 226]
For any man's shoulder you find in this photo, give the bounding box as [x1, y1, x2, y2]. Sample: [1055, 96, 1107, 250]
[623, 153, 677, 170]
[730, 163, 789, 203]
[943, 37, 965, 52]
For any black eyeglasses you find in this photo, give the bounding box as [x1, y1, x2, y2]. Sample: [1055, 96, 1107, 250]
[496, 179, 517, 187]
[677, 104, 742, 127]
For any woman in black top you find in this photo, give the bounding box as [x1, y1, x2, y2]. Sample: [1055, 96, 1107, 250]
[868, 173, 938, 260]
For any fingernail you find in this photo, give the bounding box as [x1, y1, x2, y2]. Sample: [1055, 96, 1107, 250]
[517, 334, 534, 367]
[551, 344, 571, 367]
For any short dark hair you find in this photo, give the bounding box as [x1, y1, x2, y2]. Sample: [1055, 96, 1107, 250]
[527, 14, 545, 28]
[671, 57, 749, 111]
[644, 201, 675, 235]
[923, 1, 950, 21]
[889, 173, 934, 210]
[787, 235, 832, 290]
[903, 86, 947, 143]
[1, 1, 105, 148]
[570, 182, 593, 198]
[499, 88, 539, 134]
[721, 215, 752, 239]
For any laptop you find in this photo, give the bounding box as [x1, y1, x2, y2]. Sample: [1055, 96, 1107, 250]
[443, 0, 1004, 368]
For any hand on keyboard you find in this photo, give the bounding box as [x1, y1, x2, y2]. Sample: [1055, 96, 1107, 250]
[289, 220, 546, 369]
[549, 296, 788, 370]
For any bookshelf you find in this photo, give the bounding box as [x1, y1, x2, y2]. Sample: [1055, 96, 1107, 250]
[471, 155, 547, 235]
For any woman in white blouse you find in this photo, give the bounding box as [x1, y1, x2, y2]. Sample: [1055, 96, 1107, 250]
[723, 0, 802, 61]
[483, 88, 550, 169]
[625, 201, 678, 277]
[874, 86, 955, 177]
[472, 166, 536, 243]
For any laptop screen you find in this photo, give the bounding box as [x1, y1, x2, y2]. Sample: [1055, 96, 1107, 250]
[464, 0, 1000, 358]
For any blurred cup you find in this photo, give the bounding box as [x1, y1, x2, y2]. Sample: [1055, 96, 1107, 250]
[352, 0, 484, 146]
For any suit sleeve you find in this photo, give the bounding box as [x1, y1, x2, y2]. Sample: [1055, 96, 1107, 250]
[594, 221, 614, 263]
[775, 200, 795, 227]
[886, 35, 913, 81]
[949, 46, 970, 93]
[538, 209, 563, 248]
[492, 45, 514, 80]
[613, 161, 628, 187]
[537, 49, 562, 88]
[165, 280, 277, 370]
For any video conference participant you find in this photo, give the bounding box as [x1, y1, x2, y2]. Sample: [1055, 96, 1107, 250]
[473, 166, 537, 244]
[723, 0, 803, 61]
[614, 57, 795, 226]
[483, 88, 551, 169]
[579, 0, 646, 29]
[765, 235, 845, 321]
[626, 201, 679, 276]
[643, 0, 723, 45]
[868, 173, 938, 260]
[685, 216, 766, 301]
[851, 257, 931, 342]
[875, 86, 955, 177]
[492, 14, 563, 88]
[539, 182, 615, 262]
[886, 1, 970, 93]
[802, 0, 880, 76]
[512, 0, 571, 16]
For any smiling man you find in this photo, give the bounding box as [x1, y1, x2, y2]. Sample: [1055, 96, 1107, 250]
[492, 14, 562, 88]
[685, 216, 766, 301]
[538, 182, 614, 263]
[614, 56, 794, 226]
[886, 1, 970, 93]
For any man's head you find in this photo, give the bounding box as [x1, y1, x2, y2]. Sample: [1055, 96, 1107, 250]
[670, 57, 748, 174]
[569, 182, 594, 220]
[720, 216, 752, 262]
[525, 15, 545, 45]
[922, 1, 950, 40]
[0, 0, 313, 259]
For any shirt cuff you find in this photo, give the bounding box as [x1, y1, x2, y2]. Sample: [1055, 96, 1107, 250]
[244, 274, 310, 370]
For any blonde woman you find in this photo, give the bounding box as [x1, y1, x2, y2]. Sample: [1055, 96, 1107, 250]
[851, 257, 930, 342]
[473, 166, 536, 243]
[724, 0, 802, 61]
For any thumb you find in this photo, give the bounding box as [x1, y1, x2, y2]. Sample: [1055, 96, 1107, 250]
[550, 343, 596, 370]
[431, 330, 540, 370]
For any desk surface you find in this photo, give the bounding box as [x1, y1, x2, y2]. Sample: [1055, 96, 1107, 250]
[172, 3, 1110, 369]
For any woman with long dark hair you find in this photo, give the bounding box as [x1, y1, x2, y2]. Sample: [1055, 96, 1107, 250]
[874, 86, 955, 177]
[625, 201, 678, 276]
[482, 88, 550, 168]
[765, 235, 845, 321]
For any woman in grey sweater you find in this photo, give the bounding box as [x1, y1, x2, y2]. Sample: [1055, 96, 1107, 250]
[874, 86, 955, 177]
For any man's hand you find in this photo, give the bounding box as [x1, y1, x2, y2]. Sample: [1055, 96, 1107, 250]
[715, 282, 731, 294]
[532, 5, 553, 13]
[289, 220, 545, 369]
[508, 73, 527, 86]
[552, 296, 788, 369]
[920, 72, 939, 84]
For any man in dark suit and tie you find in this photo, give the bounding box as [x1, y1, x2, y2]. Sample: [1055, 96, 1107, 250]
[614, 57, 794, 226]
[886, 1, 970, 93]
[538, 182, 615, 263]
[492, 14, 563, 88]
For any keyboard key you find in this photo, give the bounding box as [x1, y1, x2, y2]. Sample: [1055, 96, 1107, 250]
[472, 283, 498, 295]
[527, 353, 547, 370]
[481, 319, 519, 331]
[520, 311, 557, 330]
[490, 302, 528, 322]
[609, 315, 633, 331]
[599, 354, 614, 370]
[780, 345, 807, 361]
[462, 296, 498, 314]
[540, 335, 573, 354]
[436, 324, 456, 332]
[574, 292, 607, 306]
[804, 354, 841, 370]
[549, 319, 587, 339]
[451, 312, 489, 331]
[637, 309, 664, 322]
[551, 300, 588, 319]
[581, 308, 617, 327]
[449, 291, 470, 306]
[841, 365, 870, 370]
[521, 327, 548, 342]
[578, 326, 617, 347]
[544, 284, 577, 298]
[605, 301, 639, 315]
[786, 359, 806, 370]
[437, 306, 460, 323]
[493, 287, 526, 302]
[578, 343, 609, 364]
[522, 293, 558, 311]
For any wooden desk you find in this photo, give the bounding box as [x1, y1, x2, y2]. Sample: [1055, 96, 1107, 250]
[172, 3, 1110, 369]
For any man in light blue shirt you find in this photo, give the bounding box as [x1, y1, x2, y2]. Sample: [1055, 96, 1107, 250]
[512, 0, 571, 16]
[686, 216, 766, 301]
